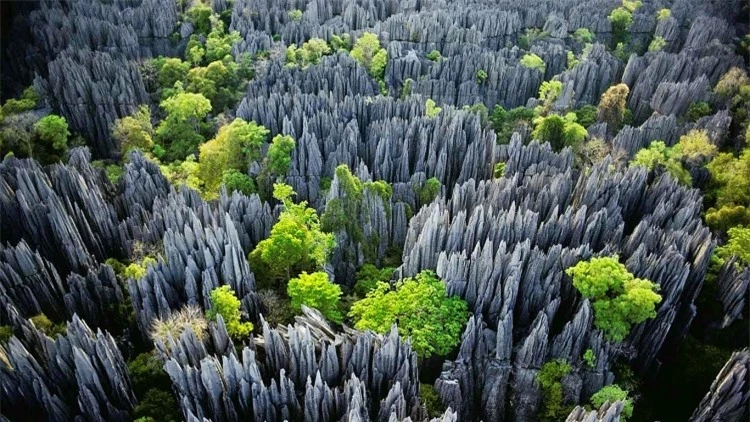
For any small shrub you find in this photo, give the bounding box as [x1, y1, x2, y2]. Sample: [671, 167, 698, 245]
[572, 28, 595, 43]
[418, 177, 442, 204]
[207, 285, 254, 339]
[608, 7, 633, 46]
[475, 69, 488, 83]
[287, 271, 343, 322]
[288, 9, 303, 21]
[128, 352, 172, 395]
[648, 36, 667, 52]
[133, 388, 181, 422]
[426, 50, 441, 61]
[222, 169, 256, 195]
[420, 384, 446, 418]
[354, 264, 396, 297]
[583, 349, 597, 368]
[590, 385, 633, 420]
[520, 53, 545, 72]
[575, 105, 598, 128]
[630, 141, 691, 185]
[685, 101, 712, 122]
[537, 359, 573, 421]
[150, 305, 208, 343]
[30, 314, 66, 337]
[0, 325, 12, 343]
[425, 99, 442, 118]
[714, 226, 750, 265]
[656, 8, 671, 21]
[494, 162, 507, 178]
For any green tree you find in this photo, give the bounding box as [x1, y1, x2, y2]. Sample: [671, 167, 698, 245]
[349, 270, 468, 358]
[583, 349, 597, 368]
[648, 36, 667, 52]
[286, 38, 332, 67]
[420, 384, 446, 418]
[520, 53, 545, 72]
[475, 69, 488, 83]
[418, 177, 442, 204]
[113, 105, 153, 156]
[608, 7, 633, 46]
[350, 32, 388, 80]
[155, 57, 190, 91]
[354, 264, 396, 297]
[205, 18, 241, 62]
[566, 256, 661, 342]
[489, 106, 537, 144]
[186, 4, 212, 35]
[537, 80, 563, 115]
[532, 113, 587, 151]
[0, 86, 38, 118]
[537, 359, 572, 422]
[714, 226, 750, 265]
[676, 129, 717, 165]
[30, 314, 66, 337]
[288, 9, 303, 21]
[575, 105, 599, 128]
[133, 389, 180, 422]
[33, 114, 70, 163]
[598, 83, 629, 130]
[128, 352, 172, 395]
[572, 28, 595, 43]
[656, 8, 671, 21]
[685, 101, 712, 122]
[207, 285, 253, 338]
[222, 169, 256, 195]
[267, 134, 296, 175]
[590, 385, 634, 420]
[630, 141, 691, 185]
[250, 184, 335, 284]
[705, 149, 750, 231]
[426, 50, 441, 61]
[287, 271, 343, 322]
[425, 99, 442, 118]
[155, 90, 212, 162]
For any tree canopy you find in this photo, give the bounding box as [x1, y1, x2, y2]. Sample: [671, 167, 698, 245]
[287, 271, 343, 322]
[566, 256, 661, 342]
[349, 270, 468, 358]
[206, 285, 253, 338]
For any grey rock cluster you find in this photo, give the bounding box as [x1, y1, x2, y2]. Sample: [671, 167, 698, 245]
[689, 349, 750, 421]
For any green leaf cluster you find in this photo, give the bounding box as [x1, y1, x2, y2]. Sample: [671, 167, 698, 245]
[207, 285, 254, 339]
[566, 256, 661, 342]
[532, 113, 587, 151]
[154, 89, 212, 161]
[354, 264, 396, 297]
[705, 149, 750, 231]
[590, 384, 634, 420]
[113, 105, 153, 156]
[537, 359, 573, 421]
[425, 99, 442, 118]
[287, 271, 343, 322]
[629, 141, 691, 185]
[30, 314, 67, 338]
[350, 32, 388, 83]
[286, 38, 333, 67]
[714, 226, 750, 265]
[349, 270, 468, 358]
[520, 53, 545, 72]
[489, 105, 536, 144]
[417, 177, 442, 205]
[426, 50, 441, 61]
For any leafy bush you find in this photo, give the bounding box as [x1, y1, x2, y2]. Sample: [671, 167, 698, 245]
[590, 385, 633, 420]
[267, 134, 296, 175]
[287, 271, 343, 322]
[0, 325, 12, 343]
[705, 149, 750, 231]
[133, 388, 181, 422]
[0, 86, 38, 118]
[608, 7, 633, 46]
[575, 105, 598, 128]
[33, 115, 70, 164]
[426, 50, 441, 61]
[489, 105, 536, 144]
[127, 352, 172, 395]
[572, 28, 595, 43]
[677, 129, 716, 165]
[630, 141, 691, 185]
[518, 28, 548, 49]
[425, 99, 442, 118]
[537, 359, 572, 421]
[583, 349, 597, 368]
[532, 113, 587, 151]
[494, 162, 507, 178]
[288, 9, 303, 21]
[186, 4, 212, 35]
[420, 384, 446, 418]
[286, 38, 332, 67]
[475, 69, 488, 84]
[222, 169, 256, 195]
[155, 57, 190, 90]
[520, 53, 545, 72]
[122, 256, 157, 280]
[656, 8, 671, 21]
[150, 305, 208, 343]
[351, 32, 388, 80]
[714, 226, 750, 265]
[418, 177, 442, 204]
[30, 314, 66, 337]
[566, 256, 661, 342]
[354, 264, 396, 297]
[329, 34, 352, 51]
[113, 105, 153, 156]
[598, 83, 630, 130]
[648, 36, 667, 52]
[250, 184, 334, 284]
[349, 270, 468, 358]
[567, 51, 579, 70]
[685, 101, 712, 122]
[154, 90, 212, 162]
[207, 285, 253, 338]
[537, 80, 563, 114]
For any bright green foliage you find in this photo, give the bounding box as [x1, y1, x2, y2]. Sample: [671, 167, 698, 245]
[537, 359, 572, 422]
[113, 105, 153, 155]
[622, 0, 642, 12]
[518, 28, 548, 50]
[590, 385, 634, 420]
[354, 264, 396, 297]
[155, 90, 212, 162]
[630, 141, 691, 185]
[715, 226, 750, 265]
[575, 105, 598, 128]
[0, 87, 38, 118]
[30, 314, 66, 337]
[567, 51, 580, 70]
[714, 67, 749, 98]
[198, 118, 268, 196]
[598, 83, 630, 130]
[185, 59, 244, 111]
[532, 113, 587, 151]
[425, 99, 442, 118]
[648, 36, 667, 52]
[489, 105, 537, 144]
[288, 9, 303, 21]
[656, 8, 671, 21]
[286, 38, 333, 67]
[351, 32, 388, 80]
[608, 7, 633, 46]
[159, 155, 204, 192]
[583, 349, 597, 368]
[685, 101, 712, 122]
[677, 129, 716, 165]
[420, 384, 446, 418]
[205, 18, 241, 63]
[133, 389, 180, 422]
[222, 169, 256, 195]
[187, 4, 212, 35]
[349, 270, 469, 358]
[537, 80, 563, 115]
[426, 50, 441, 61]
[329, 34, 352, 51]
[250, 184, 334, 283]
[520, 53, 545, 72]
[494, 162, 507, 178]
[418, 177, 442, 204]
[267, 134, 296, 175]
[186, 36, 206, 65]
[207, 285, 254, 338]
[566, 256, 661, 342]
[122, 256, 157, 280]
[705, 149, 750, 231]
[573, 28, 595, 43]
[0, 325, 11, 343]
[287, 271, 343, 322]
[475, 69, 488, 83]
[155, 57, 190, 90]
[33, 115, 70, 163]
